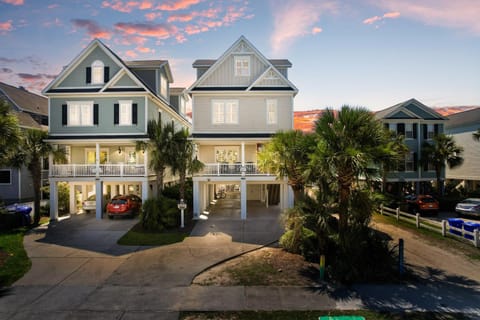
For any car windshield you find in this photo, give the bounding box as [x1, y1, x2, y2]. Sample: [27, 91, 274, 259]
[463, 199, 480, 205]
[111, 199, 127, 205]
[421, 197, 436, 203]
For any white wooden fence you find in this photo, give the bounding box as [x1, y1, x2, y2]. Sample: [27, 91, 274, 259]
[379, 205, 480, 248]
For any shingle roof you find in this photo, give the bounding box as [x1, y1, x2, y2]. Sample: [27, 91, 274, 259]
[13, 110, 43, 129]
[169, 87, 186, 95]
[124, 60, 167, 67]
[192, 59, 292, 68]
[0, 82, 47, 116]
[444, 108, 480, 129]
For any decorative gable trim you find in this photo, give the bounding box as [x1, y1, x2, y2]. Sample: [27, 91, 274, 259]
[100, 69, 143, 92]
[246, 66, 291, 91]
[187, 36, 298, 94]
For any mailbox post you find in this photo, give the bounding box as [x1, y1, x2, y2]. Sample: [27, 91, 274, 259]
[177, 199, 187, 228]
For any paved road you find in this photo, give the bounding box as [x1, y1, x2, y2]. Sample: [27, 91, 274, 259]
[1, 200, 480, 319]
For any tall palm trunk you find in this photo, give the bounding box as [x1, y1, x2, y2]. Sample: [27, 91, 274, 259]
[28, 156, 42, 225]
[156, 167, 165, 198]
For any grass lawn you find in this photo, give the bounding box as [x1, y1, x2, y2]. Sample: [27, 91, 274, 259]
[180, 311, 471, 320]
[0, 227, 31, 287]
[117, 222, 189, 246]
[373, 213, 480, 260]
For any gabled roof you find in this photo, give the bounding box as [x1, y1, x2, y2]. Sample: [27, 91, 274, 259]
[445, 107, 480, 129]
[13, 111, 43, 129]
[0, 82, 47, 116]
[42, 39, 173, 98]
[187, 35, 297, 94]
[375, 98, 447, 121]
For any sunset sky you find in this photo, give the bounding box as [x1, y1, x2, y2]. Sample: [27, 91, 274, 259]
[1, 0, 479, 111]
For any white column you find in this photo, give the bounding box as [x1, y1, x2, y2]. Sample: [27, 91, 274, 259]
[144, 149, 148, 176]
[95, 142, 100, 178]
[82, 184, 87, 201]
[95, 179, 103, 219]
[49, 180, 58, 221]
[69, 182, 76, 214]
[240, 178, 247, 219]
[241, 141, 245, 166]
[193, 180, 200, 219]
[287, 184, 294, 209]
[141, 180, 148, 202]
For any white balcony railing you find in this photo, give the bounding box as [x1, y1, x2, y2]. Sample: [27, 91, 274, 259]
[197, 163, 271, 176]
[50, 164, 148, 178]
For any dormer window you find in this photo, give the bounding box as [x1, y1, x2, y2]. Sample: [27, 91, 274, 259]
[86, 60, 109, 84]
[92, 60, 104, 84]
[234, 56, 250, 77]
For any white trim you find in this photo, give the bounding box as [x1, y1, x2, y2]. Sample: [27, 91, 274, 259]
[246, 66, 291, 91]
[211, 99, 239, 124]
[66, 100, 94, 127]
[118, 100, 133, 126]
[91, 60, 105, 84]
[266, 99, 277, 125]
[234, 55, 250, 77]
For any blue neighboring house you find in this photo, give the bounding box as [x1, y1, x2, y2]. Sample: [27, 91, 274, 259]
[375, 98, 448, 195]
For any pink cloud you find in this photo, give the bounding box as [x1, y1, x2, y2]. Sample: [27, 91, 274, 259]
[115, 22, 178, 39]
[137, 46, 154, 53]
[0, 20, 13, 33]
[167, 13, 194, 22]
[125, 50, 138, 58]
[145, 12, 162, 21]
[156, 0, 202, 11]
[270, 0, 338, 55]
[48, 3, 59, 9]
[116, 34, 148, 46]
[372, 0, 480, 34]
[102, 1, 152, 13]
[363, 15, 381, 25]
[2, 0, 24, 5]
[312, 26, 323, 34]
[71, 19, 112, 39]
[383, 11, 400, 19]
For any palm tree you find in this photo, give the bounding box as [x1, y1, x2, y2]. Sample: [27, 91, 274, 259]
[11, 129, 65, 225]
[312, 106, 399, 238]
[473, 128, 480, 141]
[257, 130, 316, 203]
[379, 130, 409, 193]
[169, 127, 204, 201]
[137, 120, 175, 198]
[0, 100, 22, 166]
[421, 133, 463, 195]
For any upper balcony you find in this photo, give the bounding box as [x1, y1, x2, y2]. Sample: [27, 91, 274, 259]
[197, 163, 272, 177]
[50, 163, 150, 178]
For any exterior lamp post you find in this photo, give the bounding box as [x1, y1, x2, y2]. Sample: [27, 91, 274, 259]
[177, 199, 187, 228]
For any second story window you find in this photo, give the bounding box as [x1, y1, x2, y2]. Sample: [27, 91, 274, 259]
[266, 99, 277, 124]
[234, 56, 250, 77]
[65, 101, 94, 126]
[160, 73, 167, 98]
[212, 100, 238, 124]
[405, 123, 414, 139]
[91, 60, 104, 84]
[427, 124, 435, 139]
[114, 101, 138, 126]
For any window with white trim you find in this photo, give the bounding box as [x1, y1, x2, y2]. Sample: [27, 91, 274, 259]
[405, 152, 415, 172]
[68, 101, 93, 126]
[234, 56, 250, 76]
[427, 124, 435, 139]
[119, 100, 132, 126]
[160, 73, 167, 98]
[266, 99, 277, 124]
[0, 169, 11, 184]
[212, 100, 238, 124]
[91, 60, 104, 84]
[405, 123, 413, 139]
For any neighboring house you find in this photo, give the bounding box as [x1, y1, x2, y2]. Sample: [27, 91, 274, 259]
[0, 82, 48, 205]
[375, 98, 448, 195]
[444, 108, 480, 192]
[42, 39, 190, 220]
[187, 36, 297, 219]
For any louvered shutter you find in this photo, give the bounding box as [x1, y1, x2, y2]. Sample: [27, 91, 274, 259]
[86, 67, 91, 84]
[132, 103, 138, 124]
[104, 67, 110, 82]
[62, 104, 67, 125]
[114, 103, 119, 124]
[93, 104, 99, 125]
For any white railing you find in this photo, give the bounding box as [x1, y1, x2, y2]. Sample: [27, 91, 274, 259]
[50, 164, 147, 177]
[198, 163, 271, 176]
[379, 205, 480, 248]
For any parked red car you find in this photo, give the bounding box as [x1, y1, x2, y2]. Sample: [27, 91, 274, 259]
[406, 194, 439, 215]
[106, 194, 142, 218]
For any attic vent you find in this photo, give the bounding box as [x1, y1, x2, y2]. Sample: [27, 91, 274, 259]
[233, 42, 251, 54]
[264, 70, 279, 80]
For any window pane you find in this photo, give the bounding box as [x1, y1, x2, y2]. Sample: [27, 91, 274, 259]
[119, 101, 132, 125]
[213, 102, 224, 124]
[0, 170, 11, 184]
[234, 56, 250, 76]
[405, 123, 413, 139]
[267, 99, 277, 124]
[92, 60, 104, 84]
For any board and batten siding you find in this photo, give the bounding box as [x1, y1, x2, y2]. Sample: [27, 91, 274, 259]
[59, 47, 121, 88]
[200, 55, 268, 87]
[197, 144, 258, 163]
[49, 96, 145, 135]
[193, 95, 293, 133]
[446, 130, 480, 181]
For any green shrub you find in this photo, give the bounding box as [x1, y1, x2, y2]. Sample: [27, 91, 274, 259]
[141, 197, 179, 231]
[162, 179, 193, 208]
[280, 227, 317, 259]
